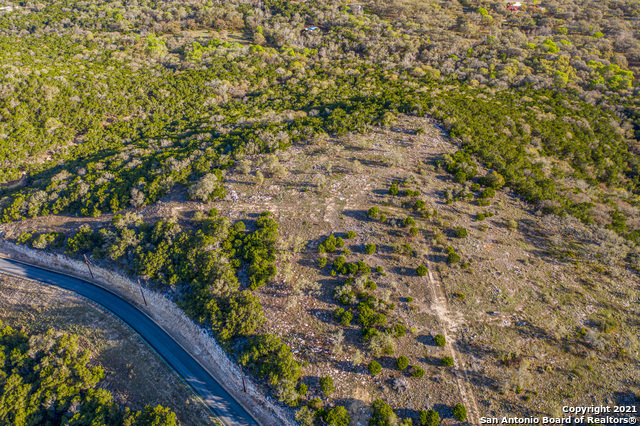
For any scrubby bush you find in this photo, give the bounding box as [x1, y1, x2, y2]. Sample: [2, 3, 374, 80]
[365, 244, 377, 255]
[341, 311, 353, 326]
[320, 376, 335, 397]
[442, 356, 454, 367]
[435, 334, 446, 346]
[318, 257, 328, 268]
[420, 409, 440, 426]
[367, 207, 380, 219]
[346, 231, 356, 239]
[447, 252, 461, 264]
[411, 366, 425, 377]
[370, 399, 398, 425]
[403, 217, 416, 227]
[297, 383, 308, 396]
[368, 360, 382, 375]
[187, 172, 225, 202]
[396, 356, 409, 370]
[393, 324, 406, 338]
[454, 227, 467, 238]
[325, 406, 350, 426]
[481, 188, 495, 199]
[416, 265, 428, 276]
[389, 183, 399, 196]
[453, 404, 467, 422]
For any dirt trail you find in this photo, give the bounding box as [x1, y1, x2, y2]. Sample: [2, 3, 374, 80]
[425, 259, 481, 425]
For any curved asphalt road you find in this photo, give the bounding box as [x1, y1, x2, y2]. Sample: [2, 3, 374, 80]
[0, 257, 259, 426]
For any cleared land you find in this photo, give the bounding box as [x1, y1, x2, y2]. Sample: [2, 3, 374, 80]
[2, 117, 639, 424]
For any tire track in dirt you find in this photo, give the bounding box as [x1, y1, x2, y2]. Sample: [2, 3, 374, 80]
[425, 259, 481, 425]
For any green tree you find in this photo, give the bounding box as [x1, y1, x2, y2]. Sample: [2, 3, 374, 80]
[367, 207, 380, 219]
[326, 406, 350, 426]
[454, 227, 468, 238]
[453, 404, 467, 422]
[369, 399, 398, 425]
[396, 356, 409, 370]
[416, 265, 428, 276]
[365, 244, 377, 255]
[368, 360, 382, 375]
[420, 409, 440, 426]
[320, 376, 335, 397]
[435, 334, 446, 346]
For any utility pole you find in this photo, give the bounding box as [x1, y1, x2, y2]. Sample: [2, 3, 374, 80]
[137, 279, 148, 307]
[83, 254, 94, 279]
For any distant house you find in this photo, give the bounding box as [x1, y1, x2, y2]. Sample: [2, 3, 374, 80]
[506, 2, 521, 11]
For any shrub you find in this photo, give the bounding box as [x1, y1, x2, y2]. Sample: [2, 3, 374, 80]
[476, 213, 485, 221]
[325, 406, 350, 426]
[318, 257, 328, 268]
[414, 200, 426, 210]
[336, 237, 345, 248]
[364, 244, 377, 255]
[442, 356, 454, 367]
[324, 235, 338, 252]
[403, 217, 416, 227]
[484, 171, 505, 189]
[368, 360, 382, 375]
[434, 334, 446, 346]
[481, 188, 495, 199]
[396, 356, 409, 370]
[410, 227, 419, 237]
[389, 183, 399, 195]
[370, 399, 398, 425]
[411, 366, 425, 377]
[187, 172, 225, 202]
[379, 214, 387, 223]
[341, 311, 353, 326]
[320, 376, 335, 397]
[17, 232, 33, 245]
[453, 404, 467, 422]
[297, 383, 308, 396]
[367, 207, 380, 219]
[507, 219, 518, 231]
[393, 324, 406, 338]
[346, 231, 356, 239]
[420, 409, 440, 426]
[376, 266, 384, 274]
[447, 252, 461, 264]
[406, 297, 413, 303]
[454, 227, 468, 238]
[416, 265, 428, 276]
[454, 170, 467, 183]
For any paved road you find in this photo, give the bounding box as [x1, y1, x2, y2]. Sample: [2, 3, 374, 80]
[0, 257, 259, 426]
